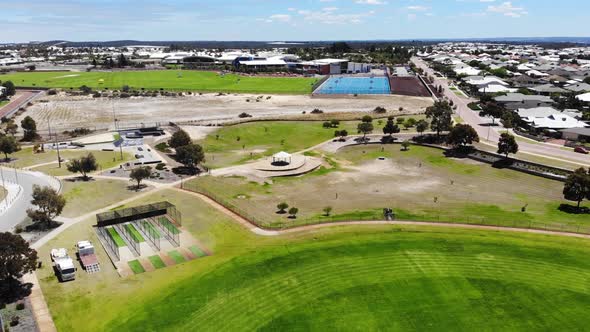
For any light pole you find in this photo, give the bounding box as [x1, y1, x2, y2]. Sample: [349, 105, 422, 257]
[48, 118, 62, 168]
[112, 99, 123, 160]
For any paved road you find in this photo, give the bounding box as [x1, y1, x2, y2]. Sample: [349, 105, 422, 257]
[0, 167, 60, 231]
[412, 57, 590, 166]
[0, 90, 44, 118]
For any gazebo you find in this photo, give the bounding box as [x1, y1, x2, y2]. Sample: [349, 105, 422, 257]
[272, 151, 292, 165]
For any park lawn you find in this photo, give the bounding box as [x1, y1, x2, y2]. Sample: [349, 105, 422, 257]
[9, 147, 133, 171]
[1, 71, 318, 94]
[60, 178, 147, 218]
[199, 118, 427, 168]
[37, 200, 590, 331]
[199, 121, 351, 168]
[0, 100, 9, 108]
[168, 250, 186, 264]
[33, 187, 590, 331]
[148, 255, 166, 269]
[107, 227, 126, 247]
[128, 260, 146, 274]
[125, 223, 145, 242]
[187, 144, 589, 230]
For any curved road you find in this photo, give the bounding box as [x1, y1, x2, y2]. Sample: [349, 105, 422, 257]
[0, 167, 60, 232]
[412, 57, 590, 166]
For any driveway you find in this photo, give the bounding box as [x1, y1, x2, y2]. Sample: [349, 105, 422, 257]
[412, 57, 590, 165]
[0, 167, 60, 232]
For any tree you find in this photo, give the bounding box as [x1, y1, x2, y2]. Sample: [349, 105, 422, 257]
[1, 81, 16, 97]
[175, 144, 205, 170]
[497, 132, 518, 158]
[373, 106, 387, 114]
[425, 100, 453, 137]
[0, 232, 38, 299]
[479, 102, 505, 125]
[0, 135, 20, 161]
[277, 202, 289, 214]
[405, 118, 417, 128]
[168, 129, 192, 149]
[0, 118, 18, 136]
[323, 206, 333, 216]
[401, 140, 411, 151]
[117, 53, 129, 67]
[20, 116, 38, 141]
[501, 110, 518, 129]
[382, 117, 400, 136]
[563, 168, 590, 210]
[447, 124, 479, 148]
[334, 129, 348, 141]
[357, 116, 374, 139]
[416, 119, 429, 135]
[288, 207, 299, 219]
[330, 119, 340, 128]
[322, 121, 332, 129]
[129, 167, 151, 190]
[26, 185, 66, 228]
[66, 153, 98, 180]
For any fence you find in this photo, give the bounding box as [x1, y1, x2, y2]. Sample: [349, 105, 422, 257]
[311, 75, 330, 94]
[0, 182, 22, 216]
[181, 180, 590, 236]
[97, 226, 120, 261]
[135, 219, 160, 251]
[151, 216, 180, 247]
[114, 224, 140, 256]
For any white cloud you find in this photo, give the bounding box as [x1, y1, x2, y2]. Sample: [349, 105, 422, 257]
[266, 14, 291, 23]
[487, 1, 527, 18]
[355, 0, 388, 5]
[297, 8, 376, 24]
[407, 6, 430, 11]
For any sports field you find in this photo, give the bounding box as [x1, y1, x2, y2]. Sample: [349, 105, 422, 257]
[0, 71, 318, 94]
[34, 188, 590, 331]
[315, 76, 391, 95]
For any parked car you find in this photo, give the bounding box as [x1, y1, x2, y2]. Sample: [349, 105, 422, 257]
[574, 146, 589, 154]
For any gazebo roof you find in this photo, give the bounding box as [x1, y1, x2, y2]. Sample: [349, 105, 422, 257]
[273, 151, 291, 158]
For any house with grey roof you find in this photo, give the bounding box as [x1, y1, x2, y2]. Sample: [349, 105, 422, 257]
[517, 107, 588, 130]
[564, 83, 590, 93]
[530, 84, 567, 95]
[560, 127, 590, 141]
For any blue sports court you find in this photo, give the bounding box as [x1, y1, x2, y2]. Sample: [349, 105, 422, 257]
[315, 76, 391, 95]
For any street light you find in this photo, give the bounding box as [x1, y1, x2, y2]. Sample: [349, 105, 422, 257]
[112, 99, 123, 160]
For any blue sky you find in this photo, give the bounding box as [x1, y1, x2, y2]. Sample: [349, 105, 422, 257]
[1, 0, 588, 42]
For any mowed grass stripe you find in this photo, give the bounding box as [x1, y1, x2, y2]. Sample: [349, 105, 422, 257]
[108, 233, 590, 332]
[186, 253, 590, 330]
[148, 255, 166, 269]
[168, 250, 186, 264]
[125, 224, 145, 242]
[107, 227, 126, 247]
[1, 71, 318, 94]
[189, 245, 208, 257]
[128, 260, 145, 274]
